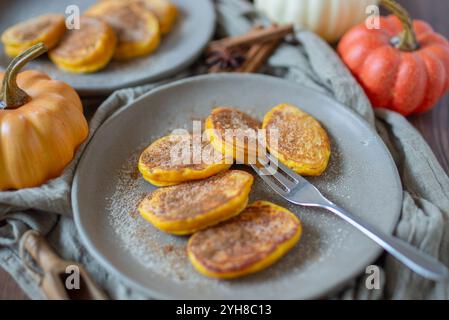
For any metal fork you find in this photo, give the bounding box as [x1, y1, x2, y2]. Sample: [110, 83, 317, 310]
[251, 153, 449, 281]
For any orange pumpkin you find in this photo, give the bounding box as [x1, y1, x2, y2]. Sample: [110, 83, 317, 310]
[338, 0, 449, 115]
[0, 43, 89, 190]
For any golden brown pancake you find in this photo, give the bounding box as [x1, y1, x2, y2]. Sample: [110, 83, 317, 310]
[49, 16, 116, 73]
[139, 0, 178, 34]
[138, 133, 232, 186]
[205, 107, 262, 163]
[262, 104, 331, 176]
[188, 200, 302, 279]
[138, 170, 254, 235]
[2, 14, 66, 57]
[86, 0, 160, 60]
[102, 0, 178, 34]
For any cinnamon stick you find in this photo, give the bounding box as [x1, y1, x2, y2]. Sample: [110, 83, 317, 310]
[238, 37, 282, 73]
[205, 24, 292, 73]
[207, 24, 293, 52]
[207, 25, 263, 73]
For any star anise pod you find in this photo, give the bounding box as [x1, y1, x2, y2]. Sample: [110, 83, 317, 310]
[205, 47, 246, 72]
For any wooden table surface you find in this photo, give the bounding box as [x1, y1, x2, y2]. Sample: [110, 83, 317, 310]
[1, 0, 448, 299]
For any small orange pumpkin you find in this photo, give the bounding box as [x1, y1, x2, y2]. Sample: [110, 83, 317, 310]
[0, 43, 89, 190]
[338, 0, 449, 115]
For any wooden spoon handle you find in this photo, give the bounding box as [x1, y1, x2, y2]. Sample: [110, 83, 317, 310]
[22, 230, 64, 273]
[21, 230, 109, 300]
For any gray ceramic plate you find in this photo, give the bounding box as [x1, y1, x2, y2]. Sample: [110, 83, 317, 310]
[0, 0, 215, 96]
[73, 74, 402, 299]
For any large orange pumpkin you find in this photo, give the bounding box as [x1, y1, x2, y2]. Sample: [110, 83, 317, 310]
[338, 0, 449, 115]
[0, 43, 89, 190]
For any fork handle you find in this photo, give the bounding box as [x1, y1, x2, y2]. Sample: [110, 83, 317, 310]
[324, 203, 449, 281]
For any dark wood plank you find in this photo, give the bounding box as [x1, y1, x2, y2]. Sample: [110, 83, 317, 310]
[1, 0, 449, 300]
[396, 0, 449, 175]
[0, 268, 28, 299]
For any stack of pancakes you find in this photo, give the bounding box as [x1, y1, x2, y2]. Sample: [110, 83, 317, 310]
[1, 0, 178, 73]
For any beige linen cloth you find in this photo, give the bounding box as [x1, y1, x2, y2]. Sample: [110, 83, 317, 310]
[1, 0, 448, 299]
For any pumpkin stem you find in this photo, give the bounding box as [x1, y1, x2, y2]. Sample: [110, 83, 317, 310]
[0, 43, 48, 110]
[380, 0, 419, 51]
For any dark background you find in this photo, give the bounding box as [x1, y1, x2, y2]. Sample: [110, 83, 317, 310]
[1, 0, 448, 299]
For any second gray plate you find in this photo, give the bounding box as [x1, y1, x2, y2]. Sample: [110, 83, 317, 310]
[73, 74, 402, 299]
[0, 0, 215, 96]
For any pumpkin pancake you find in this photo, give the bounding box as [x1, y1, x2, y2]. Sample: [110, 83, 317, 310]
[205, 107, 262, 164]
[139, 0, 178, 34]
[188, 200, 302, 279]
[102, 0, 178, 34]
[138, 170, 254, 235]
[139, 133, 232, 187]
[86, 0, 160, 60]
[49, 16, 116, 73]
[2, 14, 66, 57]
[262, 104, 331, 176]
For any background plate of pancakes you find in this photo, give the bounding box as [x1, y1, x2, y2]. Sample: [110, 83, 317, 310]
[0, 0, 215, 95]
[73, 74, 403, 299]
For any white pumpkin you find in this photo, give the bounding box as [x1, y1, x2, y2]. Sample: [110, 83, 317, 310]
[255, 0, 379, 42]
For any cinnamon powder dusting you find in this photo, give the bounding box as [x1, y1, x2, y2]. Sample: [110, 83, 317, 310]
[9, 14, 64, 42]
[140, 170, 253, 221]
[88, 1, 153, 42]
[140, 133, 224, 172]
[108, 128, 352, 290]
[211, 107, 261, 134]
[265, 106, 330, 165]
[50, 17, 108, 59]
[189, 202, 300, 274]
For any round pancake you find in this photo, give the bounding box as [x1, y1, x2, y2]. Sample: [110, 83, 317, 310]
[138, 133, 232, 186]
[188, 200, 302, 279]
[205, 107, 261, 164]
[102, 0, 178, 34]
[86, 1, 160, 60]
[2, 14, 65, 57]
[49, 16, 116, 73]
[139, 0, 178, 34]
[262, 104, 331, 176]
[138, 170, 254, 235]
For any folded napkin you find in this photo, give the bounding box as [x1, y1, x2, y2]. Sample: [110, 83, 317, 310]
[1, 0, 448, 299]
